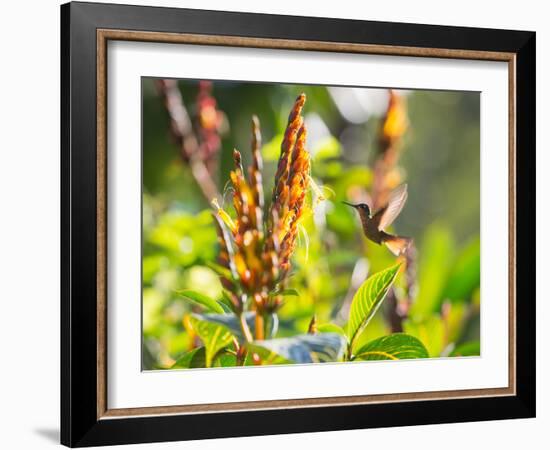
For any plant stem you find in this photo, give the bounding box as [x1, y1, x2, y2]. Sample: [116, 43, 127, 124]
[348, 335, 358, 359]
[236, 346, 247, 366]
[155, 79, 221, 202]
[345, 345, 354, 362]
[386, 243, 417, 332]
[239, 313, 253, 343]
[386, 288, 404, 333]
[254, 312, 265, 340]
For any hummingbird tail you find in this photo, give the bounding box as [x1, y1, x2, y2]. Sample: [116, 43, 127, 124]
[381, 233, 412, 256]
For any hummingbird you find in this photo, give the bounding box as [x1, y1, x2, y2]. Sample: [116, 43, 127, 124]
[343, 184, 412, 256]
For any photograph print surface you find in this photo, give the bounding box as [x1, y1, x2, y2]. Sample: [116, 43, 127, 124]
[142, 79, 481, 370]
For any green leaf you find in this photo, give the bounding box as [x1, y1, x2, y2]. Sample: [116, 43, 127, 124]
[176, 289, 225, 314]
[403, 315, 446, 357]
[444, 301, 469, 344]
[189, 315, 235, 367]
[353, 334, 429, 361]
[196, 312, 279, 340]
[442, 238, 480, 303]
[171, 347, 207, 369]
[205, 261, 236, 282]
[175, 349, 245, 368]
[270, 288, 300, 297]
[217, 292, 235, 313]
[248, 333, 347, 364]
[410, 224, 456, 317]
[318, 323, 347, 338]
[213, 352, 238, 367]
[451, 341, 480, 357]
[347, 263, 402, 351]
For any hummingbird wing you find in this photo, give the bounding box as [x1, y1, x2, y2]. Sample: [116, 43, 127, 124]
[373, 184, 408, 231]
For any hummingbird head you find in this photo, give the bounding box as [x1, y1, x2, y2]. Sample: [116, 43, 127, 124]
[342, 201, 371, 217]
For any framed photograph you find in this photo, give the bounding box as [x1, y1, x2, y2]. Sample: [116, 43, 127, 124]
[60, 1, 535, 447]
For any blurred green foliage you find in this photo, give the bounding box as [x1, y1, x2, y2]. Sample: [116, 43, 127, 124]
[142, 79, 480, 369]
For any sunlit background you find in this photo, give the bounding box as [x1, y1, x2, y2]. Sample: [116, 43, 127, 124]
[142, 79, 481, 369]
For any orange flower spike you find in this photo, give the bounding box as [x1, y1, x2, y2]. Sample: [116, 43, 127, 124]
[269, 95, 306, 246]
[242, 230, 263, 279]
[212, 212, 241, 302]
[232, 149, 257, 230]
[280, 224, 297, 257]
[287, 126, 310, 214]
[241, 183, 256, 220]
[261, 248, 280, 287]
[277, 125, 310, 275]
[271, 94, 306, 209]
[234, 252, 252, 288]
[229, 170, 243, 219]
[233, 148, 245, 177]
[209, 94, 309, 313]
[211, 199, 237, 235]
[250, 116, 262, 171]
[231, 150, 247, 217]
[373, 90, 409, 209]
[250, 116, 264, 206]
[278, 210, 295, 242]
[249, 116, 265, 233]
[382, 90, 408, 146]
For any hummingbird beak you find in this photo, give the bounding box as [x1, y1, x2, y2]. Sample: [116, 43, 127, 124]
[342, 201, 360, 209]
